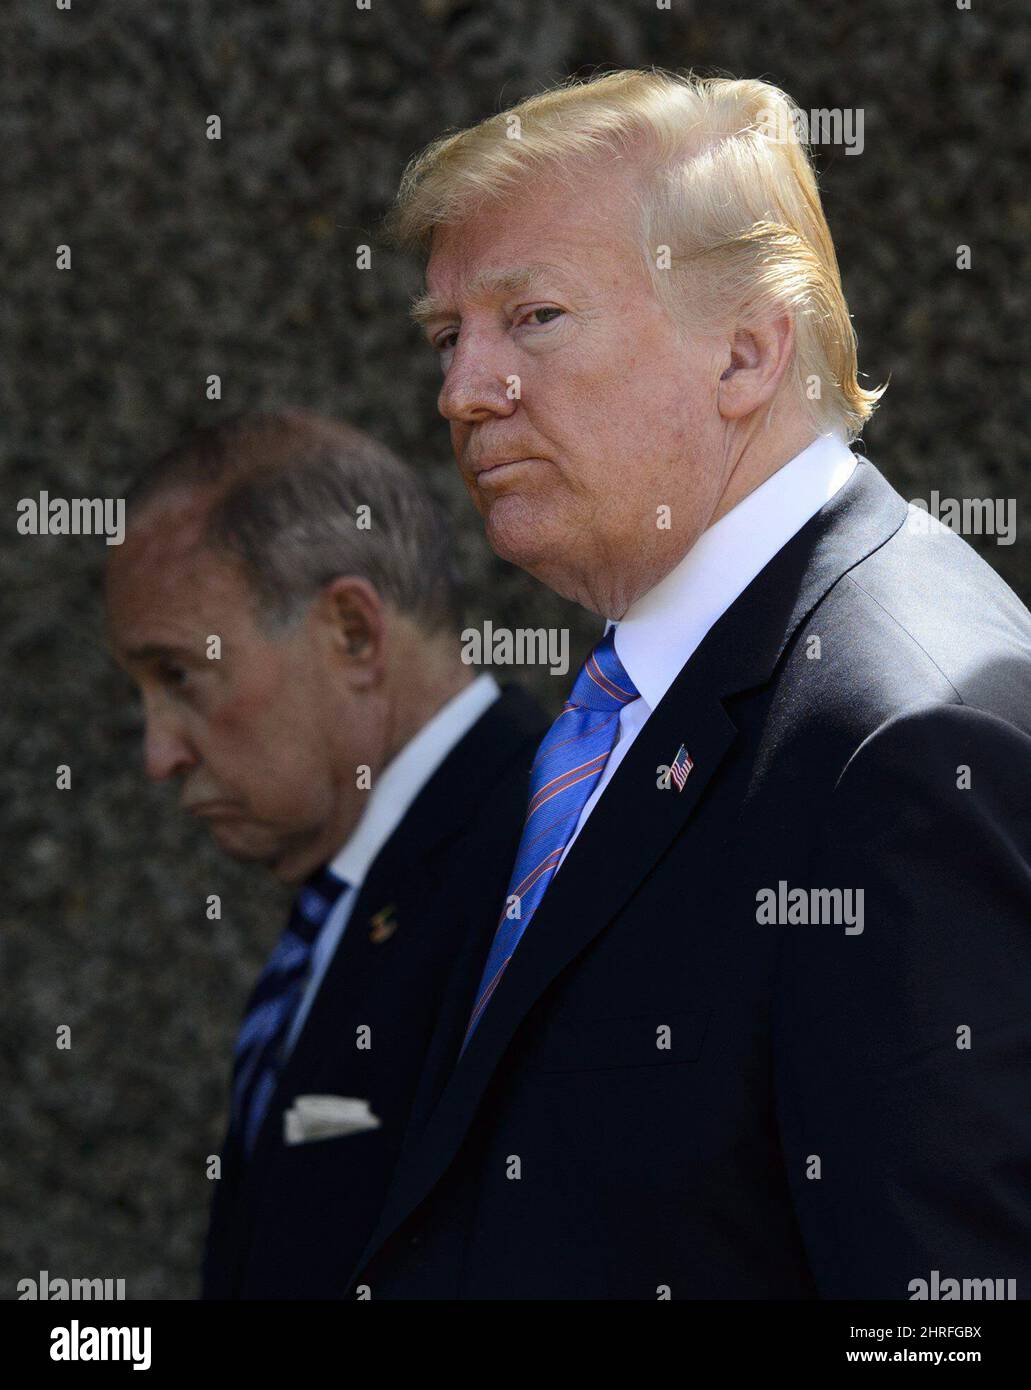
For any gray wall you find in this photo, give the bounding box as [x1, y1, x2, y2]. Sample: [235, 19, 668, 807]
[2, 0, 1027, 1298]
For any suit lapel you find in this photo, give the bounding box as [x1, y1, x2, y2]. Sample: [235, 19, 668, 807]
[353, 458, 909, 1277]
[362, 681, 738, 1265]
[240, 684, 547, 1177]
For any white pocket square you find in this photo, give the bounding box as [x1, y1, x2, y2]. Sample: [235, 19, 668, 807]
[283, 1095, 381, 1146]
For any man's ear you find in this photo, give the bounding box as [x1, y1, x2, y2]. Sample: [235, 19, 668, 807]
[716, 312, 795, 420]
[318, 576, 387, 687]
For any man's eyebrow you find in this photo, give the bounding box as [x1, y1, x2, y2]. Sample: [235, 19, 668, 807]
[409, 263, 571, 330]
[115, 642, 198, 666]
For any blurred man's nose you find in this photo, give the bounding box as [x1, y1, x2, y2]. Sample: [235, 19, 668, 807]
[438, 329, 519, 427]
[142, 707, 197, 782]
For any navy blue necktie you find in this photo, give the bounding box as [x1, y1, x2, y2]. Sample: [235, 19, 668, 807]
[229, 866, 348, 1157]
[461, 628, 639, 1053]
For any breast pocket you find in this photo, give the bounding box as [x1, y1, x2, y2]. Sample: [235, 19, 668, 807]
[530, 1007, 709, 1074]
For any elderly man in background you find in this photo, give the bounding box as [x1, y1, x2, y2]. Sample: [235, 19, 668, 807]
[105, 410, 547, 1297]
[348, 70, 1031, 1299]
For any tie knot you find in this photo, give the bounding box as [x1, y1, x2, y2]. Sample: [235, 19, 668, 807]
[291, 866, 347, 939]
[568, 628, 639, 713]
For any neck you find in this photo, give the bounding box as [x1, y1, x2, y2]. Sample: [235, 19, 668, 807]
[380, 627, 474, 768]
[709, 413, 818, 530]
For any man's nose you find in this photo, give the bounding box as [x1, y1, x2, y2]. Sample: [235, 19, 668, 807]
[142, 710, 198, 782]
[438, 331, 518, 427]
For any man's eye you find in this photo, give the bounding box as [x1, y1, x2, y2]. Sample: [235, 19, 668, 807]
[434, 329, 459, 353]
[518, 306, 564, 327]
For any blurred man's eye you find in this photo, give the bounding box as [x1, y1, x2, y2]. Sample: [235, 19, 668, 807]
[157, 662, 189, 689]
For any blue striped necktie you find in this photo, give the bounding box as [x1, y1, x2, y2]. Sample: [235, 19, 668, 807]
[229, 866, 348, 1157]
[461, 628, 639, 1054]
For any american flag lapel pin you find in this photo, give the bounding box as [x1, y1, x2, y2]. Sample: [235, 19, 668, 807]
[670, 744, 695, 792]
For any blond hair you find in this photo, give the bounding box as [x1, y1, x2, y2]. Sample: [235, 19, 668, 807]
[386, 69, 885, 441]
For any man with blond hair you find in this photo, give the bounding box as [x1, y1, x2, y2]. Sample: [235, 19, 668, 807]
[350, 71, 1031, 1300]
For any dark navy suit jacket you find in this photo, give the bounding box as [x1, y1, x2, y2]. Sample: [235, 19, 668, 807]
[348, 457, 1031, 1300]
[200, 683, 548, 1298]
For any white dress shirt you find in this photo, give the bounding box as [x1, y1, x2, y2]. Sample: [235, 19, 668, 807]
[557, 432, 857, 868]
[282, 672, 501, 1057]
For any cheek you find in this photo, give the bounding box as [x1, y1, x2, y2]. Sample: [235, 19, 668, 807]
[235, 740, 331, 826]
[208, 686, 326, 811]
[529, 342, 652, 468]
[521, 317, 699, 500]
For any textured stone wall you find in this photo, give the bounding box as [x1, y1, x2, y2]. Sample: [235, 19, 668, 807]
[2, 0, 1027, 1298]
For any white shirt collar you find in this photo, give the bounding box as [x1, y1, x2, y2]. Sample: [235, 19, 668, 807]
[611, 432, 857, 711]
[328, 672, 501, 888]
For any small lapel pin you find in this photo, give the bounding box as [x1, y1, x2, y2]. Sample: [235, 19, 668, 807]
[670, 744, 695, 792]
[369, 904, 398, 944]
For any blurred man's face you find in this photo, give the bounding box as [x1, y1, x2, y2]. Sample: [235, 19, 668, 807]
[421, 160, 728, 617]
[105, 491, 380, 884]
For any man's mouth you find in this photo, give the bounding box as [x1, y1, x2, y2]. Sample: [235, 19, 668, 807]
[470, 457, 541, 485]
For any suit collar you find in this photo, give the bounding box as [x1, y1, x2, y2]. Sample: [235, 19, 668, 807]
[694, 455, 907, 698]
[613, 432, 857, 710]
[352, 457, 909, 1282]
[356, 683, 546, 887]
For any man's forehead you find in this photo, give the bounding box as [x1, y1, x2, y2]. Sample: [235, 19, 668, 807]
[123, 484, 214, 553]
[106, 563, 253, 670]
[432, 185, 622, 267]
[421, 165, 641, 300]
[107, 494, 252, 640]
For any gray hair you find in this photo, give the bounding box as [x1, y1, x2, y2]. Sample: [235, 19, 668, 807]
[125, 409, 462, 635]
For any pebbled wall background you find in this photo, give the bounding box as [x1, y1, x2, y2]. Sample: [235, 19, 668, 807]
[2, 0, 1028, 1298]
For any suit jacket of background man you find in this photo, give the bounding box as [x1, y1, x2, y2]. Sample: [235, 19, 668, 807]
[200, 683, 549, 1298]
[347, 457, 1031, 1300]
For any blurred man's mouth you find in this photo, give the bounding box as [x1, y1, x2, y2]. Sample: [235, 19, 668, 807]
[184, 800, 240, 819]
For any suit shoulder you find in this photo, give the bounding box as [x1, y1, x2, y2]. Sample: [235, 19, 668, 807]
[806, 513, 1031, 733]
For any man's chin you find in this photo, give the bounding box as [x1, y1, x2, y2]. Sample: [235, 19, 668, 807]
[211, 827, 329, 885]
[484, 493, 556, 571]
[204, 821, 280, 865]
